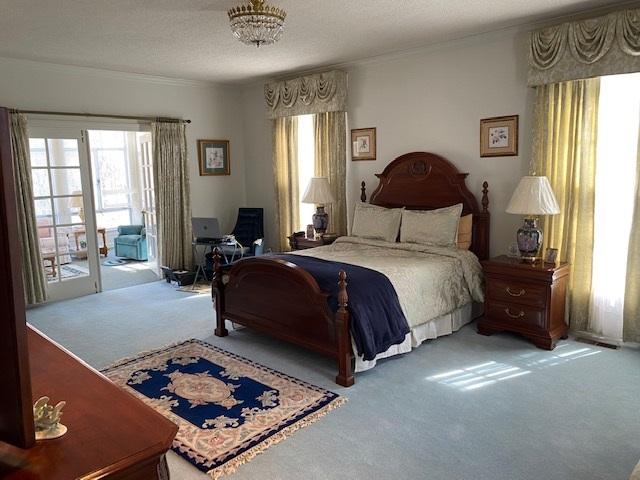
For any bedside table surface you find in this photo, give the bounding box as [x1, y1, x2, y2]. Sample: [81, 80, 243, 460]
[288, 233, 337, 250]
[484, 255, 567, 272]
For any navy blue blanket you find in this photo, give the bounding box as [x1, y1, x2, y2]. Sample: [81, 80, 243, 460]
[275, 254, 410, 361]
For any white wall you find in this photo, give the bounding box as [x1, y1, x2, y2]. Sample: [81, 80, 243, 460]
[241, 84, 276, 248]
[241, 28, 534, 255]
[0, 57, 246, 234]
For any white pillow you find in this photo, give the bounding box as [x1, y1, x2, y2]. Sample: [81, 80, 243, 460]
[351, 203, 403, 243]
[400, 203, 463, 247]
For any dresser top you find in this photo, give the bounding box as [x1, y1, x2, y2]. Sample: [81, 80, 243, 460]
[1, 328, 178, 480]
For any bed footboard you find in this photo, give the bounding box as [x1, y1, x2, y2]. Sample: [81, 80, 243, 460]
[212, 250, 354, 387]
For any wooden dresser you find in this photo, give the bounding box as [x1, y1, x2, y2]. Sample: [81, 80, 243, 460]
[0, 328, 178, 479]
[478, 255, 570, 350]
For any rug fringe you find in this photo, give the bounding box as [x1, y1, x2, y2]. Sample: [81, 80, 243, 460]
[207, 396, 347, 479]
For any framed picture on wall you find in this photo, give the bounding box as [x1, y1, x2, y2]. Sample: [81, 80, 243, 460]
[480, 115, 518, 157]
[351, 128, 376, 161]
[198, 139, 230, 176]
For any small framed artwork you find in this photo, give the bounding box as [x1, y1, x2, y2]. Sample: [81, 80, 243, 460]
[480, 115, 518, 157]
[544, 247, 558, 264]
[351, 128, 376, 161]
[198, 139, 230, 176]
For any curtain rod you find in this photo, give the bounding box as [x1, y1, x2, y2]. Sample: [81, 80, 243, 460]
[18, 110, 191, 124]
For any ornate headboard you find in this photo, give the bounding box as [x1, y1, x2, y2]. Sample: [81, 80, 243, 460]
[361, 152, 490, 260]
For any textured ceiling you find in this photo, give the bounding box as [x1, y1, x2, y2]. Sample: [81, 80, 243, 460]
[0, 0, 625, 83]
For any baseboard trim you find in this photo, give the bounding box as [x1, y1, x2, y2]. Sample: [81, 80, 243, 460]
[573, 331, 621, 349]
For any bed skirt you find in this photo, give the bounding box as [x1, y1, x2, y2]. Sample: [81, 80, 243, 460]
[354, 302, 483, 372]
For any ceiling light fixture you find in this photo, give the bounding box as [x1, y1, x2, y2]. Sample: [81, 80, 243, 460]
[228, 0, 287, 47]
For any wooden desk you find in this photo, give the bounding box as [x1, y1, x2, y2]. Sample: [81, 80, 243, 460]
[1, 328, 178, 479]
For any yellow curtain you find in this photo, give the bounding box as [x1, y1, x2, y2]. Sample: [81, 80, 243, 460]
[10, 112, 48, 304]
[152, 121, 193, 271]
[314, 112, 347, 236]
[623, 127, 640, 343]
[272, 116, 299, 251]
[533, 78, 600, 332]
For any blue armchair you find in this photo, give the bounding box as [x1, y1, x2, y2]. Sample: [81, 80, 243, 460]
[114, 225, 148, 261]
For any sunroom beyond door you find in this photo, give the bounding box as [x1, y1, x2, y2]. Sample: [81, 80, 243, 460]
[29, 130, 100, 301]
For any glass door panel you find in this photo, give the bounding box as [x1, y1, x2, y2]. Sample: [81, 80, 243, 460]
[29, 132, 99, 301]
[137, 132, 158, 268]
[51, 168, 82, 196]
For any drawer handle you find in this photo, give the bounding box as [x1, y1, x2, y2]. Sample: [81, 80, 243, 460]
[504, 308, 525, 319]
[506, 287, 526, 297]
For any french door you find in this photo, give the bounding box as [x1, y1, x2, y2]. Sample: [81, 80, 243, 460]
[29, 127, 100, 301]
[137, 132, 158, 269]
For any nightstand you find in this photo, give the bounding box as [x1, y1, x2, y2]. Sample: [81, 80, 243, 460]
[288, 232, 337, 250]
[478, 255, 570, 350]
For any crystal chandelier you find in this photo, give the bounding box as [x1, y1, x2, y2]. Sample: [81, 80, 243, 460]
[228, 0, 287, 47]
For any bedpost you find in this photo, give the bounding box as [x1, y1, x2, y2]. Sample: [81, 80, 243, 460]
[213, 247, 228, 337]
[360, 181, 367, 202]
[472, 181, 491, 261]
[335, 270, 354, 387]
[482, 181, 489, 213]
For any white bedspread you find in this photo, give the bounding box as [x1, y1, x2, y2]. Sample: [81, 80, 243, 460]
[291, 236, 485, 328]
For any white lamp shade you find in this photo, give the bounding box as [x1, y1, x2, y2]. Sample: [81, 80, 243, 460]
[302, 177, 336, 204]
[69, 191, 83, 209]
[506, 176, 560, 215]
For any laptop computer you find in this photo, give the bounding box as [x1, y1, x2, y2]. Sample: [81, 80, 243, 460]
[192, 217, 222, 242]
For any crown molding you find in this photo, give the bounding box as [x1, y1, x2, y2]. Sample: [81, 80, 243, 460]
[2, 1, 638, 90]
[240, 0, 640, 88]
[0, 56, 224, 89]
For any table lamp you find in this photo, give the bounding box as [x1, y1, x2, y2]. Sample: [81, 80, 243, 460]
[506, 175, 560, 262]
[302, 177, 336, 235]
[69, 192, 84, 223]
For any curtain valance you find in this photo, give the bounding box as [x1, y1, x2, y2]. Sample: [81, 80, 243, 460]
[528, 8, 640, 86]
[264, 70, 347, 119]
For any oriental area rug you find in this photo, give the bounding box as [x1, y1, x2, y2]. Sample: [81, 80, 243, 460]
[102, 339, 346, 479]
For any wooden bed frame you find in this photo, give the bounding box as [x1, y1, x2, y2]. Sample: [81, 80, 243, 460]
[213, 152, 490, 387]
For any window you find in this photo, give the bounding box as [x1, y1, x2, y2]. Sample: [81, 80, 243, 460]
[296, 114, 315, 231]
[589, 72, 640, 340]
[89, 131, 133, 229]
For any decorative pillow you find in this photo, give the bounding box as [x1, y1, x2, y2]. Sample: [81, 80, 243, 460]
[351, 203, 403, 243]
[400, 203, 463, 247]
[457, 214, 473, 250]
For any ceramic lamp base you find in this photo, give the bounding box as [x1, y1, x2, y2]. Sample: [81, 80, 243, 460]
[312, 205, 329, 235]
[517, 218, 542, 262]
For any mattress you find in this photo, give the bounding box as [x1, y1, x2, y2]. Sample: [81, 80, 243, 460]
[292, 236, 484, 326]
[291, 236, 485, 369]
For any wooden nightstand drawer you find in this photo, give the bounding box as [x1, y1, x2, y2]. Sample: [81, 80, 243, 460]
[479, 256, 570, 350]
[486, 301, 546, 329]
[487, 278, 546, 308]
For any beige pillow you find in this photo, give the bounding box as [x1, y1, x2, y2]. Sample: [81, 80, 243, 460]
[400, 204, 463, 247]
[351, 203, 403, 243]
[457, 214, 473, 250]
